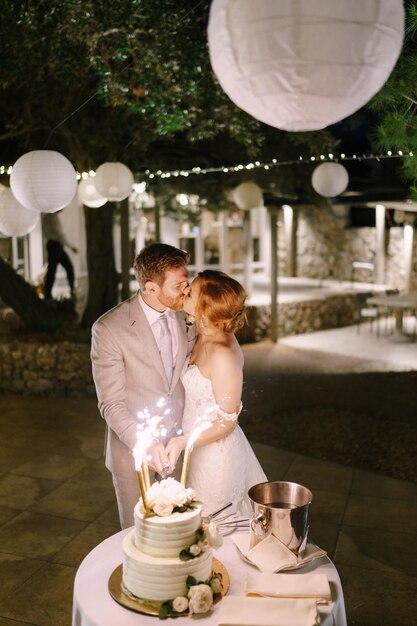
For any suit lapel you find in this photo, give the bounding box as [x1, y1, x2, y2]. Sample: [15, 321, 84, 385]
[128, 295, 167, 384]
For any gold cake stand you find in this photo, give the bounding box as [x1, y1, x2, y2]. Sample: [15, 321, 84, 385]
[108, 557, 229, 617]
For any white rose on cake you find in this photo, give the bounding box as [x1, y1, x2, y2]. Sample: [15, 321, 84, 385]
[188, 584, 213, 615]
[146, 478, 196, 516]
[206, 521, 223, 549]
[172, 596, 189, 613]
[153, 497, 174, 517]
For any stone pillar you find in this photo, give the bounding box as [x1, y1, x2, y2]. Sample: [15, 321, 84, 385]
[283, 204, 296, 276]
[375, 204, 386, 283]
[267, 206, 279, 342]
[219, 209, 229, 273]
[403, 223, 414, 293]
[243, 210, 253, 297]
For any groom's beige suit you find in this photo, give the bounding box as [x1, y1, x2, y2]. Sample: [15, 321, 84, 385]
[91, 293, 193, 525]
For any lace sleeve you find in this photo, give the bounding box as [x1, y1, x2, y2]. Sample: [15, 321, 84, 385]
[216, 402, 243, 422]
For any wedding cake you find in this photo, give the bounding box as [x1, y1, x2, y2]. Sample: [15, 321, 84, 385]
[122, 478, 222, 616]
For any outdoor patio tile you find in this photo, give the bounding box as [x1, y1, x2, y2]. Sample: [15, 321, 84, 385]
[52, 521, 118, 567]
[0, 618, 36, 625]
[93, 502, 121, 531]
[49, 435, 104, 460]
[308, 520, 340, 560]
[337, 563, 417, 626]
[0, 427, 67, 452]
[0, 553, 45, 601]
[351, 469, 417, 500]
[29, 481, 116, 522]
[335, 524, 417, 577]
[250, 442, 295, 480]
[0, 512, 87, 559]
[0, 474, 60, 511]
[0, 506, 20, 528]
[0, 445, 42, 474]
[308, 489, 348, 524]
[344, 493, 417, 535]
[0, 563, 76, 626]
[11, 452, 90, 482]
[68, 458, 114, 489]
[284, 455, 353, 494]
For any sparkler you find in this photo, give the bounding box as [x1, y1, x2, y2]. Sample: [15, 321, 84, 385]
[180, 419, 213, 487]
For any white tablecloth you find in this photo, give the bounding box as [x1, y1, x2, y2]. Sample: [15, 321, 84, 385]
[72, 529, 347, 626]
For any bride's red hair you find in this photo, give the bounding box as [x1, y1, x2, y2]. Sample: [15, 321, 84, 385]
[195, 270, 247, 333]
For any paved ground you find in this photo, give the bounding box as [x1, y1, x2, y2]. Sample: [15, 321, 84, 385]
[0, 323, 416, 626]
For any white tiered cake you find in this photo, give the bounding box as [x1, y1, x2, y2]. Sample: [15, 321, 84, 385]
[121, 478, 217, 609]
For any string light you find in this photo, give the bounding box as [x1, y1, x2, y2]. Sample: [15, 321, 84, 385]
[0, 150, 414, 182]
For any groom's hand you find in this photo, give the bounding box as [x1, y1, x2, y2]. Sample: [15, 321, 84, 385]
[147, 441, 169, 475]
[165, 435, 188, 474]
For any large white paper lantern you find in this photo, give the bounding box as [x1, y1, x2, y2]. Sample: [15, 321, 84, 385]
[78, 177, 107, 208]
[208, 0, 404, 131]
[10, 150, 77, 213]
[232, 181, 263, 210]
[312, 162, 349, 198]
[0, 188, 40, 236]
[94, 162, 134, 202]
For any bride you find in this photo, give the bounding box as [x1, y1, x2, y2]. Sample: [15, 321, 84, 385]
[165, 269, 267, 515]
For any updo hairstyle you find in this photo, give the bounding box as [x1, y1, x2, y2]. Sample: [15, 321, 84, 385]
[194, 270, 247, 333]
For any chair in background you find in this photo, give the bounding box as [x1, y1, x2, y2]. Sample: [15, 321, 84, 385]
[356, 289, 398, 337]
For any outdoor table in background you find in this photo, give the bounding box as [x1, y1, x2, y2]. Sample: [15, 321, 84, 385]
[72, 528, 347, 626]
[366, 291, 417, 338]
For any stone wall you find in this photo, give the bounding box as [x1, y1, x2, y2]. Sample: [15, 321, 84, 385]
[0, 292, 363, 397]
[294, 204, 417, 290]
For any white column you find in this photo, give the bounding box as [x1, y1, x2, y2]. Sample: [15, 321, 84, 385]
[403, 223, 414, 293]
[258, 205, 270, 276]
[27, 218, 44, 283]
[160, 216, 179, 247]
[375, 204, 386, 283]
[195, 224, 204, 272]
[282, 204, 295, 276]
[219, 210, 229, 273]
[243, 210, 253, 297]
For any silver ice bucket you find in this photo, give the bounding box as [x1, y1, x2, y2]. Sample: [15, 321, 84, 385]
[248, 481, 313, 554]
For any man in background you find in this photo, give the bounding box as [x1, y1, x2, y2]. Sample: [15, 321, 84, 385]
[42, 210, 78, 299]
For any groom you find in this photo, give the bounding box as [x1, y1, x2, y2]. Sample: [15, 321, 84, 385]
[91, 242, 192, 528]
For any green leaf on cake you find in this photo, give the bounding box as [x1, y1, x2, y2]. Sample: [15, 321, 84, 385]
[186, 575, 198, 588]
[158, 601, 172, 619]
[180, 550, 193, 561]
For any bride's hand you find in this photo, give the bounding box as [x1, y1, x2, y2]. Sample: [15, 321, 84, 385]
[147, 441, 169, 475]
[165, 435, 188, 474]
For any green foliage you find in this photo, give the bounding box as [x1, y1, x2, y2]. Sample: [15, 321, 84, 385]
[0, 0, 337, 195]
[369, 2, 417, 182]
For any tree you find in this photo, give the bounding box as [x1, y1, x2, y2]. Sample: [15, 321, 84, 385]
[0, 0, 337, 328]
[369, 1, 417, 185]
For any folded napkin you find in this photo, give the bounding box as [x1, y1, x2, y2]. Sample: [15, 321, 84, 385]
[232, 533, 327, 573]
[244, 572, 331, 603]
[218, 596, 320, 626]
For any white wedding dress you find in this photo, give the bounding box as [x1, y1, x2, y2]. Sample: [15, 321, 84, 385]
[181, 360, 267, 516]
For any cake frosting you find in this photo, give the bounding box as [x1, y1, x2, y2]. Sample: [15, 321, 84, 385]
[121, 478, 215, 605]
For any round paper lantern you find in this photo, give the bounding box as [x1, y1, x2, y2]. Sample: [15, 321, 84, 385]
[94, 162, 134, 202]
[10, 150, 77, 213]
[0, 188, 40, 236]
[232, 182, 263, 210]
[78, 177, 107, 208]
[208, 0, 404, 131]
[312, 163, 349, 198]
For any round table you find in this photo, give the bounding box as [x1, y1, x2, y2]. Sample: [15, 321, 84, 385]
[72, 529, 347, 626]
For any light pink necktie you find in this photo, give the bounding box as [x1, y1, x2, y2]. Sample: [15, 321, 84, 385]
[158, 314, 173, 384]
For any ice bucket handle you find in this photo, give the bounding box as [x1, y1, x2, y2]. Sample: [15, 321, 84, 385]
[250, 511, 267, 540]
